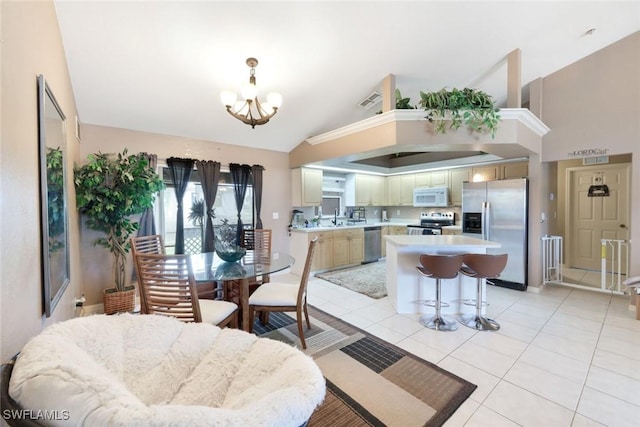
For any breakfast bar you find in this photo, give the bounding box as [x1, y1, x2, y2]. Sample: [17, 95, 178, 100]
[384, 235, 501, 314]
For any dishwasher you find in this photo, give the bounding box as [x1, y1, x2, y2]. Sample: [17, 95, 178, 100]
[363, 226, 382, 263]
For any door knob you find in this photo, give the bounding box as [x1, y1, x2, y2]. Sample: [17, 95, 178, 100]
[620, 224, 627, 228]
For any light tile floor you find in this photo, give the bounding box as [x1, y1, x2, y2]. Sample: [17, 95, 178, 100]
[275, 272, 640, 427]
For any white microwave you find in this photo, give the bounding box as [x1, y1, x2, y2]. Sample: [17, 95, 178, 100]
[413, 187, 449, 207]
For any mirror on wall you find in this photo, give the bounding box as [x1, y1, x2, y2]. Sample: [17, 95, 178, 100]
[38, 74, 70, 317]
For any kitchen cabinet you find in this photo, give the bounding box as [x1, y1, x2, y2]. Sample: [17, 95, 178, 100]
[449, 168, 470, 206]
[501, 161, 528, 179]
[441, 226, 462, 236]
[291, 167, 322, 207]
[346, 174, 386, 206]
[333, 228, 364, 267]
[471, 165, 500, 182]
[415, 170, 449, 188]
[332, 228, 365, 268]
[383, 225, 406, 258]
[386, 174, 414, 206]
[381, 226, 389, 257]
[388, 225, 407, 235]
[308, 231, 333, 270]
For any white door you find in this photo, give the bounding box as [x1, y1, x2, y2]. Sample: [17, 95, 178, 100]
[567, 163, 630, 272]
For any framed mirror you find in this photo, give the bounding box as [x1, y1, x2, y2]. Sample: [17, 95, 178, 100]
[38, 74, 70, 317]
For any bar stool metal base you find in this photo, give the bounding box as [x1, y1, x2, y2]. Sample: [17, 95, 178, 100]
[420, 315, 459, 331]
[459, 314, 500, 331]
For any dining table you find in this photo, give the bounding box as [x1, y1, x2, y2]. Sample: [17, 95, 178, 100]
[189, 251, 295, 331]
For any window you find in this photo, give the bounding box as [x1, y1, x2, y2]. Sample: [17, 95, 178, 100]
[157, 167, 254, 254]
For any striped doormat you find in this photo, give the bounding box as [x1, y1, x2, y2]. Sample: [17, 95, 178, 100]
[253, 307, 476, 427]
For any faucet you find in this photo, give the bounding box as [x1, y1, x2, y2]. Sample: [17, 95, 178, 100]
[332, 208, 338, 225]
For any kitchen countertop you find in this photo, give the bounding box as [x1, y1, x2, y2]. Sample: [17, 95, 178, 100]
[290, 222, 413, 233]
[384, 234, 500, 248]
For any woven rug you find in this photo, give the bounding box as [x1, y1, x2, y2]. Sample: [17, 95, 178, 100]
[315, 261, 387, 299]
[253, 307, 476, 427]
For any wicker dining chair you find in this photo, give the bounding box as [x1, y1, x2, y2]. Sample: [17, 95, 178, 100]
[135, 253, 238, 328]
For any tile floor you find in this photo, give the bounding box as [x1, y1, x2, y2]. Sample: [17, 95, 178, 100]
[275, 272, 640, 427]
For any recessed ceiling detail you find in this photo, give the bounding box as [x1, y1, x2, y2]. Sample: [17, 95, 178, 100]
[351, 151, 487, 168]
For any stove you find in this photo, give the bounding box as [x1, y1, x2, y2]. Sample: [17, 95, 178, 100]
[407, 212, 455, 235]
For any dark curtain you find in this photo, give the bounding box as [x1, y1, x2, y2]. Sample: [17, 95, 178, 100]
[167, 157, 194, 254]
[136, 153, 159, 238]
[251, 165, 264, 229]
[229, 163, 251, 244]
[196, 160, 221, 253]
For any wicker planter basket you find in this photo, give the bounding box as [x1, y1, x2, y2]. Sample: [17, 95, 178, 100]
[103, 287, 135, 315]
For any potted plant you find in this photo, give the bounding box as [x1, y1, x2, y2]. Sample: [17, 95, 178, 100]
[418, 87, 501, 137]
[74, 149, 164, 314]
[188, 199, 206, 252]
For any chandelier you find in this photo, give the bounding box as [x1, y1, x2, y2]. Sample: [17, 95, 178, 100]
[220, 57, 282, 128]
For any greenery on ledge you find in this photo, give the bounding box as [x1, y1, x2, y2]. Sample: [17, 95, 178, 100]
[418, 87, 501, 137]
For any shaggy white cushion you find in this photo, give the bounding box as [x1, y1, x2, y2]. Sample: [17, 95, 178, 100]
[9, 314, 325, 426]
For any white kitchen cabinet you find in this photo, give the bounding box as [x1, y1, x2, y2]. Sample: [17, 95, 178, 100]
[346, 174, 386, 206]
[386, 174, 415, 206]
[291, 167, 322, 207]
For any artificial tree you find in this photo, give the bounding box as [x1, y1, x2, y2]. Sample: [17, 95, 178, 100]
[74, 149, 164, 298]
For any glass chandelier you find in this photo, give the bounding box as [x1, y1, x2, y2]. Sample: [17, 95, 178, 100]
[220, 57, 282, 128]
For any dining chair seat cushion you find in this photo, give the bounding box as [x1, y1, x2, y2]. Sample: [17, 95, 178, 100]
[199, 300, 239, 324]
[248, 282, 299, 306]
[8, 313, 325, 426]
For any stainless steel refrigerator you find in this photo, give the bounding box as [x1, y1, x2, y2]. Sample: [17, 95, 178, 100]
[462, 178, 528, 291]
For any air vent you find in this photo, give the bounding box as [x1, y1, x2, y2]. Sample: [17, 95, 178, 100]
[359, 91, 382, 110]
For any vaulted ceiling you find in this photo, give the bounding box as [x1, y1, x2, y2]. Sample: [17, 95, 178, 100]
[54, 1, 640, 154]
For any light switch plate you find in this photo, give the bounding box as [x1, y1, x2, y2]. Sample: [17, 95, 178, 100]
[273, 212, 279, 219]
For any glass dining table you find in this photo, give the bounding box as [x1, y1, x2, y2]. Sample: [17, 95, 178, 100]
[189, 251, 295, 331]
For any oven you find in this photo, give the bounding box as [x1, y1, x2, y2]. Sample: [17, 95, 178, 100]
[407, 212, 455, 235]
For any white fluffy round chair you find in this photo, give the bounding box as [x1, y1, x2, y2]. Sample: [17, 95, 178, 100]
[6, 314, 325, 426]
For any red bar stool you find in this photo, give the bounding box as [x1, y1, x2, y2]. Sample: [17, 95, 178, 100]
[459, 253, 508, 331]
[416, 254, 465, 331]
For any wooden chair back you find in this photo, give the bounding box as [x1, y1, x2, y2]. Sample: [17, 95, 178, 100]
[241, 229, 272, 264]
[135, 253, 202, 323]
[131, 234, 165, 255]
[297, 237, 318, 306]
[131, 234, 165, 313]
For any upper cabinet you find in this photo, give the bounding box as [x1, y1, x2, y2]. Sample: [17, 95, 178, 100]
[471, 164, 500, 182]
[471, 161, 529, 182]
[415, 170, 449, 188]
[346, 174, 386, 206]
[291, 167, 322, 207]
[501, 161, 529, 179]
[449, 168, 471, 206]
[387, 174, 414, 206]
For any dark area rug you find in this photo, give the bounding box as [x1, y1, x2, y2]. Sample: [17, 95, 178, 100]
[253, 307, 476, 426]
[315, 261, 387, 299]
